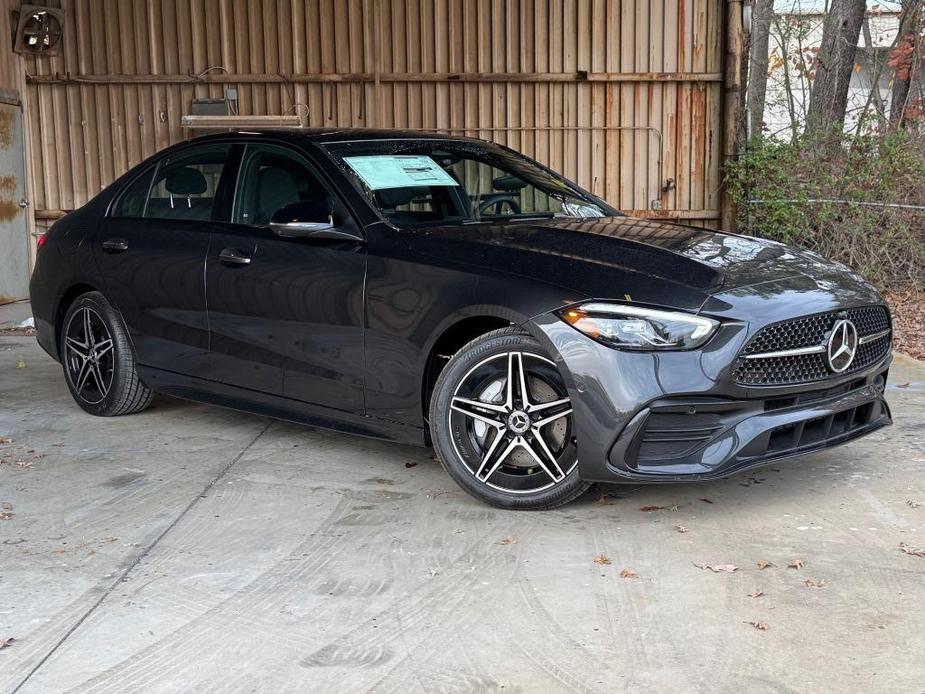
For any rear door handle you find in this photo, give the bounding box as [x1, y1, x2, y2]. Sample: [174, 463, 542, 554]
[218, 247, 252, 266]
[102, 238, 129, 253]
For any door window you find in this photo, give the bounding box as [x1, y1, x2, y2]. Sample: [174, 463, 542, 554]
[234, 145, 330, 226]
[111, 144, 231, 221]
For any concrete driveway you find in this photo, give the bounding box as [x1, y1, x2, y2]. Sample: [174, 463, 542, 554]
[2, 324, 924, 693]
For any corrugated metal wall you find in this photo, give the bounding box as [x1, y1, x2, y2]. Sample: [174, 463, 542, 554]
[21, 0, 725, 227]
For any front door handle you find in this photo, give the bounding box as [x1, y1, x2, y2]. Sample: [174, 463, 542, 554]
[102, 238, 129, 253]
[218, 247, 252, 266]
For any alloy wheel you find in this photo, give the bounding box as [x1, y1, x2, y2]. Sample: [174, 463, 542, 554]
[64, 307, 115, 405]
[448, 351, 576, 494]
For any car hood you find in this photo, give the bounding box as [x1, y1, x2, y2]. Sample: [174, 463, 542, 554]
[400, 216, 881, 313]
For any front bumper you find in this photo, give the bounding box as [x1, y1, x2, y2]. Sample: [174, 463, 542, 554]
[529, 313, 892, 484]
[607, 369, 890, 481]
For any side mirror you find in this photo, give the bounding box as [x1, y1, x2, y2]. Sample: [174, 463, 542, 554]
[269, 201, 334, 238]
[268, 201, 363, 242]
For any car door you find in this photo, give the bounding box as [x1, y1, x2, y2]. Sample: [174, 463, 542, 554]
[206, 142, 367, 413]
[94, 143, 233, 378]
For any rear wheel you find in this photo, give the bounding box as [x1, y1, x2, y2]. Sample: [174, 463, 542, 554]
[60, 292, 153, 417]
[429, 328, 591, 509]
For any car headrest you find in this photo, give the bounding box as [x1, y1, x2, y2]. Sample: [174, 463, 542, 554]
[165, 167, 208, 196]
[376, 186, 427, 208]
[492, 174, 527, 192]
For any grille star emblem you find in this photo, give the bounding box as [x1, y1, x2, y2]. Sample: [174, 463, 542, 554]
[826, 319, 858, 373]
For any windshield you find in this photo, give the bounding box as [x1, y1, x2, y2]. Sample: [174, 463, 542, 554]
[322, 139, 615, 227]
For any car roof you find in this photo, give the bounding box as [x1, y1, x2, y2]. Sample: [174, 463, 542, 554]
[179, 128, 489, 147]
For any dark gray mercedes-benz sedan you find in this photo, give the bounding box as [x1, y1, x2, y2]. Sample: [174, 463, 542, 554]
[29, 129, 892, 509]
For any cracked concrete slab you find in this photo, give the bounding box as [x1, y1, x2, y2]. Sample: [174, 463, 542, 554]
[2, 329, 924, 693]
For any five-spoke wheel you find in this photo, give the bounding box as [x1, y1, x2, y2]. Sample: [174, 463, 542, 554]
[60, 292, 154, 417]
[430, 328, 590, 509]
[64, 307, 115, 405]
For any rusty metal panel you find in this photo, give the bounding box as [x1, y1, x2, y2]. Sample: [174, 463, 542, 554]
[0, 103, 30, 302]
[0, 0, 22, 104]
[20, 0, 724, 227]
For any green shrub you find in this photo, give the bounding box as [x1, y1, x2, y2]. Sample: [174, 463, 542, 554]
[725, 131, 925, 288]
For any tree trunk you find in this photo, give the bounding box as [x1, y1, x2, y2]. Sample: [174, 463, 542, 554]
[747, 0, 774, 138]
[806, 0, 867, 133]
[890, 0, 923, 128]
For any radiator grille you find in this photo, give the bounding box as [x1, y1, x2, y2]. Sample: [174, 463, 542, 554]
[734, 306, 890, 386]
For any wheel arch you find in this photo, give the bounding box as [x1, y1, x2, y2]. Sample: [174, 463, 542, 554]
[420, 314, 516, 438]
[54, 283, 100, 357]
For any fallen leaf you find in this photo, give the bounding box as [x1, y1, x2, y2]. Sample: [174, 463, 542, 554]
[0, 637, 14, 650]
[639, 505, 666, 512]
[675, 525, 689, 533]
[594, 493, 614, 506]
[907, 499, 921, 509]
[0, 512, 12, 521]
[497, 536, 517, 545]
[788, 559, 805, 569]
[619, 568, 638, 578]
[15, 360, 25, 369]
[404, 462, 417, 469]
[804, 579, 825, 588]
[899, 542, 925, 558]
[757, 560, 774, 570]
[745, 620, 769, 631]
[748, 590, 764, 598]
[896, 382, 910, 388]
[699, 498, 714, 504]
[0, 437, 12, 445]
[693, 562, 739, 573]
[593, 553, 612, 566]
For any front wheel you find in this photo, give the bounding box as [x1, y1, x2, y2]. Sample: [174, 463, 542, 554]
[429, 328, 591, 509]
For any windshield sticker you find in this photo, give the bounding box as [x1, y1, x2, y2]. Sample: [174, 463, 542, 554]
[343, 155, 459, 190]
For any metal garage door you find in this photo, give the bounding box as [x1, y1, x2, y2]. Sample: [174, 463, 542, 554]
[0, 102, 29, 303]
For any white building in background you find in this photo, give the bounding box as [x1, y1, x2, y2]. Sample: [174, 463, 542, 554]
[760, 0, 902, 137]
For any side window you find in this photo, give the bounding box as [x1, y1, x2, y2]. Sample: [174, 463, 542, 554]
[111, 145, 231, 222]
[112, 167, 155, 218]
[235, 145, 330, 226]
[145, 145, 231, 221]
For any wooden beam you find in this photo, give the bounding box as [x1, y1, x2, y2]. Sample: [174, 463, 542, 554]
[26, 71, 725, 86]
[720, 0, 744, 231]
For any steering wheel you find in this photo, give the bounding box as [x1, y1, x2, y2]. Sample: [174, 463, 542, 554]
[478, 194, 522, 216]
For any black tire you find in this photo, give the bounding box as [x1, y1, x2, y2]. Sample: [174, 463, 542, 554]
[59, 291, 154, 417]
[429, 327, 592, 510]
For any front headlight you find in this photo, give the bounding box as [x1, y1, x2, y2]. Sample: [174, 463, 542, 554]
[558, 302, 719, 351]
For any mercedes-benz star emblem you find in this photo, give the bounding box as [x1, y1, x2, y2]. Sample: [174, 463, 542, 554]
[507, 411, 531, 435]
[826, 319, 858, 373]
